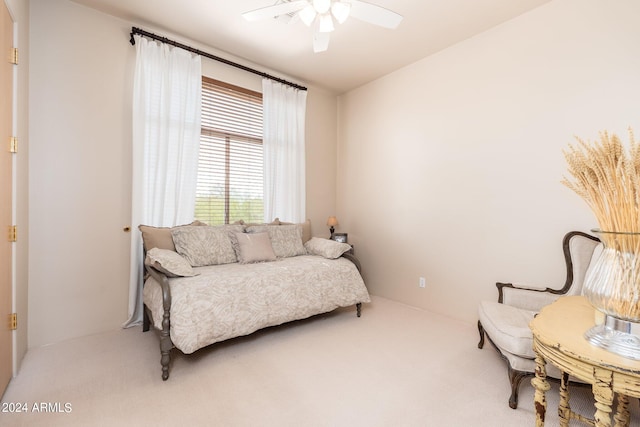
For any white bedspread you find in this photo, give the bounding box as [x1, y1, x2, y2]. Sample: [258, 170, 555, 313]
[143, 255, 370, 354]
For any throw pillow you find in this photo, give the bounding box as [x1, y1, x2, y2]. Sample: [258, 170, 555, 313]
[304, 237, 352, 259]
[138, 220, 207, 252]
[145, 248, 198, 277]
[171, 225, 244, 267]
[234, 218, 281, 227]
[278, 219, 312, 243]
[246, 224, 306, 258]
[231, 232, 277, 264]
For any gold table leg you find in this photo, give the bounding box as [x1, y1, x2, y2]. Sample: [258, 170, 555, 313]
[558, 371, 571, 427]
[593, 367, 614, 427]
[613, 393, 630, 427]
[532, 353, 551, 427]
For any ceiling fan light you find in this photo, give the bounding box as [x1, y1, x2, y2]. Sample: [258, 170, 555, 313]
[313, 0, 331, 14]
[331, 2, 351, 24]
[318, 13, 334, 32]
[299, 5, 317, 26]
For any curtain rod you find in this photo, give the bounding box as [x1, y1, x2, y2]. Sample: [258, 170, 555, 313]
[129, 27, 308, 92]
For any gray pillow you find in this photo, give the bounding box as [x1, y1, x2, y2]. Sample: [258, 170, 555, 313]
[277, 219, 312, 243]
[304, 237, 352, 259]
[171, 225, 244, 267]
[246, 224, 306, 258]
[231, 232, 277, 264]
[145, 248, 198, 277]
[138, 220, 207, 252]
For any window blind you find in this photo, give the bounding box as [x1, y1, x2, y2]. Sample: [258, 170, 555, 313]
[195, 77, 264, 225]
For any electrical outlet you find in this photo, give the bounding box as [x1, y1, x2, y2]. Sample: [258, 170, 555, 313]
[419, 277, 426, 288]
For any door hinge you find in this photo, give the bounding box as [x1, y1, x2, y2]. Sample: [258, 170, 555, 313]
[8, 225, 16, 242]
[10, 48, 18, 65]
[9, 137, 17, 153]
[10, 313, 17, 331]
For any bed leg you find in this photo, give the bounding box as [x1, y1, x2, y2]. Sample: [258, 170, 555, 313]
[160, 310, 172, 380]
[143, 306, 150, 332]
[356, 303, 362, 317]
[160, 348, 171, 380]
[160, 333, 172, 380]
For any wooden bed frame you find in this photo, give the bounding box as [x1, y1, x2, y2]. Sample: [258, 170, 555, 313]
[142, 252, 364, 380]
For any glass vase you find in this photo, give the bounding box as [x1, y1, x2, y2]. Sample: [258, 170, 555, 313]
[583, 230, 640, 359]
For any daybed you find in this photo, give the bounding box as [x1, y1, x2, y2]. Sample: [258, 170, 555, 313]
[139, 220, 370, 380]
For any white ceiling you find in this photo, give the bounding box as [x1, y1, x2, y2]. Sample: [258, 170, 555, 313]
[70, 0, 551, 94]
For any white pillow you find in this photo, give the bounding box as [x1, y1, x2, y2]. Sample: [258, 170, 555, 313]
[145, 248, 198, 277]
[304, 237, 352, 259]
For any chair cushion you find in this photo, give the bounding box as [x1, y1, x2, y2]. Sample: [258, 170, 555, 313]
[501, 346, 568, 380]
[478, 301, 537, 359]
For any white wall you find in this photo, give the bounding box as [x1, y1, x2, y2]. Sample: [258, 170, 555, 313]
[29, 0, 134, 347]
[28, 0, 338, 347]
[337, 0, 640, 324]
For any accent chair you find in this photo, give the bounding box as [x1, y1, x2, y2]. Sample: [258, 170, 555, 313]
[477, 231, 601, 409]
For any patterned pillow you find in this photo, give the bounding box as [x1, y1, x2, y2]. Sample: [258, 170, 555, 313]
[277, 219, 312, 243]
[245, 224, 306, 258]
[138, 220, 207, 252]
[231, 232, 277, 264]
[145, 248, 198, 277]
[304, 237, 352, 259]
[171, 225, 244, 267]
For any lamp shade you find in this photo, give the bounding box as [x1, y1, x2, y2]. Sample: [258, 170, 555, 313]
[326, 216, 339, 227]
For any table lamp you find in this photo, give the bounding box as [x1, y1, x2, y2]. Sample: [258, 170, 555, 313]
[327, 216, 338, 239]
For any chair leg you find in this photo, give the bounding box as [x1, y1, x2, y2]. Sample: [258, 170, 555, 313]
[508, 366, 534, 409]
[477, 318, 535, 409]
[477, 320, 485, 349]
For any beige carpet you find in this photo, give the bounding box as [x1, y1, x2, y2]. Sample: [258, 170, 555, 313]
[1, 296, 636, 427]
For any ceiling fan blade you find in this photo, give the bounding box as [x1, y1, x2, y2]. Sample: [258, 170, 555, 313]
[242, 0, 309, 22]
[349, 0, 403, 29]
[313, 31, 330, 53]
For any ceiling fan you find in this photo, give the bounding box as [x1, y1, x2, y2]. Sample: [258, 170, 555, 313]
[242, 0, 403, 53]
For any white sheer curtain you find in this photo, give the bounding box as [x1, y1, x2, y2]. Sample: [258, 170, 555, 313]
[124, 35, 202, 327]
[262, 79, 308, 223]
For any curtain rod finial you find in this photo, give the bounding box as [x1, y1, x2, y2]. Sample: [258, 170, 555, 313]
[130, 32, 136, 45]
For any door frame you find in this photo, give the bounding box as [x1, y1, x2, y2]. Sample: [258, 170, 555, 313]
[1, 0, 15, 398]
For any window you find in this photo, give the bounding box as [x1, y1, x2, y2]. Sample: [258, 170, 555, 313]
[195, 77, 264, 225]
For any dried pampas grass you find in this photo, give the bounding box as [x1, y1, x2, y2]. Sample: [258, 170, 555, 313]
[563, 128, 640, 320]
[562, 128, 640, 243]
